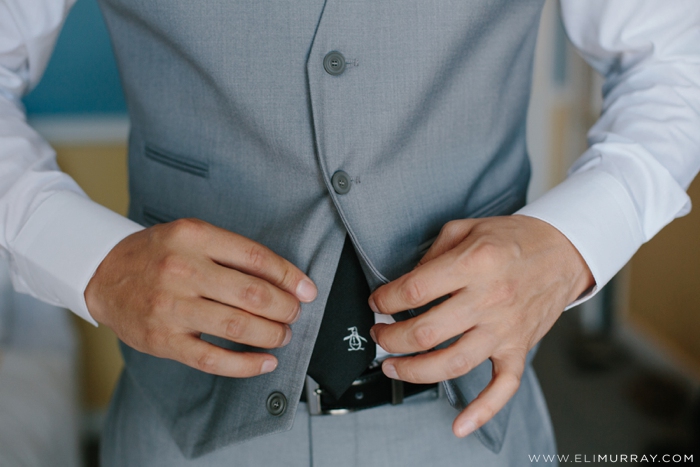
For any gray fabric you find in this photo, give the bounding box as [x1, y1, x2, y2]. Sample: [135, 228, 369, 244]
[0, 259, 79, 466]
[0, 258, 14, 345]
[102, 365, 556, 466]
[96, 0, 552, 461]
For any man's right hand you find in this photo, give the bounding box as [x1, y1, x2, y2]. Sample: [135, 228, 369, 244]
[84, 218, 317, 378]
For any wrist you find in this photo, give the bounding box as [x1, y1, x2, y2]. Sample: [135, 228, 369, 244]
[515, 214, 595, 303]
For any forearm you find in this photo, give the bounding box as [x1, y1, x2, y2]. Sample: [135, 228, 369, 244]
[518, 0, 700, 302]
[0, 0, 143, 322]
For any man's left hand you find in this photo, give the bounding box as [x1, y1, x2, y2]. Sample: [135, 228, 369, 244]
[367, 215, 594, 438]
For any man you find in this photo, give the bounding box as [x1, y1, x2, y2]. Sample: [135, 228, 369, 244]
[1, 0, 699, 465]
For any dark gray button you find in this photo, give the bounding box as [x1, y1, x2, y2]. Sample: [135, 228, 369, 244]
[323, 51, 346, 76]
[331, 171, 351, 194]
[266, 392, 287, 416]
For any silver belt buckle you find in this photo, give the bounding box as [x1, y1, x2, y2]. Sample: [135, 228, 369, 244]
[304, 374, 406, 416]
[304, 375, 352, 416]
[304, 375, 324, 416]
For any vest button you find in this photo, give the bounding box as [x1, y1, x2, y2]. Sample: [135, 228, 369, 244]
[331, 171, 351, 194]
[323, 51, 346, 76]
[266, 392, 287, 416]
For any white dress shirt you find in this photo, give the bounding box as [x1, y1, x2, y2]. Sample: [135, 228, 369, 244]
[1, 0, 699, 326]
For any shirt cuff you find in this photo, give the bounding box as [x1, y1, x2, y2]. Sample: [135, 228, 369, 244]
[515, 169, 646, 308]
[10, 190, 144, 325]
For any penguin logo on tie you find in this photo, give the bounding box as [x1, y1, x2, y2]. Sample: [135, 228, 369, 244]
[344, 326, 367, 351]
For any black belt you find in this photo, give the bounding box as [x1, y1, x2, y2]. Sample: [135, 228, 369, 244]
[302, 366, 438, 415]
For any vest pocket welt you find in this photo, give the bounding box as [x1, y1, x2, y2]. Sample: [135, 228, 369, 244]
[142, 206, 178, 226]
[417, 187, 522, 256]
[144, 144, 209, 178]
[466, 186, 522, 219]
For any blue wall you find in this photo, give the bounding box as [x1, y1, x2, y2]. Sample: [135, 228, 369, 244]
[23, 0, 127, 115]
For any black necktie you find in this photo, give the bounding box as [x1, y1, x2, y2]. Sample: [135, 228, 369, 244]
[307, 235, 376, 400]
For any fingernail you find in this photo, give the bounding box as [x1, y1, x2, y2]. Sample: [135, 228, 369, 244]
[296, 279, 317, 302]
[457, 419, 477, 437]
[368, 296, 379, 313]
[369, 327, 377, 343]
[383, 363, 398, 379]
[261, 359, 277, 374]
[282, 327, 292, 346]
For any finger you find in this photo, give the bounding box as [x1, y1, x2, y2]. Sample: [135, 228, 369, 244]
[200, 261, 301, 324]
[370, 295, 481, 354]
[380, 327, 497, 383]
[171, 334, 278, 378]
[369, 247, 476, 315]
[180, 298, 292, 349]
[204, 225, 317, 302]
[418, 219, 476, 266]
[452, 352, 526, 438]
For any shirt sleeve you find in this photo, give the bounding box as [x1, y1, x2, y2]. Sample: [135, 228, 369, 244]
[517, 0, 700, 306]
[0, 0, 144, 325]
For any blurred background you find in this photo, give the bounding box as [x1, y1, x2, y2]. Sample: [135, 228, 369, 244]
[0, 0, 698, 465]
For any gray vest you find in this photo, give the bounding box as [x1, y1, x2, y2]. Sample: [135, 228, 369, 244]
[99, 0, 545, 458]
